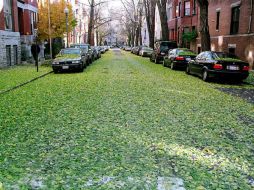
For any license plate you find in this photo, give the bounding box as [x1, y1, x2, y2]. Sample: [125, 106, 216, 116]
[227, 65, 239, 70]
[62, 66, 69, 69]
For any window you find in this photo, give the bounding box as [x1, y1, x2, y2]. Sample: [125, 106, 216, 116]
[228, 47, 236, 56]
[179, 2, 181, 17]
[167, 6, 172, 20]
[176, 5, 179, 17]
[13, 45, 18, 65]
[184, 1, 190, 16]
[193, 0, 196, 15]
[230, 6, 240, 34]
[216, 11, 220, 30]
[4, 0, 13, 30]
[6, 45, 11, 66]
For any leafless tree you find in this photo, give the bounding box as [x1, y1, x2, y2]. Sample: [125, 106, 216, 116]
[156, 0, 169, 40]
[197, 0, 211, 51]
[143, 0, 155, 48]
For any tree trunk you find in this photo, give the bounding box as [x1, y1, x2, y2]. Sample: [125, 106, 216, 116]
[88, 0, 95, 45]
[144, 0, 156, 48]
[197, 0, 210, 51]
[135, 26, 139, 46]
[156, 0, 169, 40]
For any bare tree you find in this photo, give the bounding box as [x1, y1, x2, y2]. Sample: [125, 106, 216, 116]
[143, 0, 155, 48]
[197, 0, 210, 51]
[156, 0, 169, 40]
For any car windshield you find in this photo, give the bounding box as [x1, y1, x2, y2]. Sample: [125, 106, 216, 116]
[61, 49, 80, 55]
[160, 42, 177, 51]
[212, 52, 238, 59]
[71, 45, 89, 51]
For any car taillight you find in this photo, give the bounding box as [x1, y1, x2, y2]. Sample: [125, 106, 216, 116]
[213, 64, 223, 70]
[175, 56, 185, 61]
[243, 66, 249, 71]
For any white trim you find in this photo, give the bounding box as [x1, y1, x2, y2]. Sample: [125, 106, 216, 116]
[204, 33, 254, 39]
[231, 1, 241, 8]
[17, 2, 38, 12]
[0, 30, 20, 37]
[228, 44, 236, 48]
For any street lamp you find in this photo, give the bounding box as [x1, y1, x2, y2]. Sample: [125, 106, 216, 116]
[64, 6, 69, 48]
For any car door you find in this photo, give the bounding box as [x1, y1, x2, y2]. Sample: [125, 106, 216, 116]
[191, 52, 205, 74]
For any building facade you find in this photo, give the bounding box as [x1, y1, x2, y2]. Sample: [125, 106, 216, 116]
[18, 0, 38, 61]
[167, 0, 198, 49]
[204, 0, 254, 68]
[0, 0, 21, 67]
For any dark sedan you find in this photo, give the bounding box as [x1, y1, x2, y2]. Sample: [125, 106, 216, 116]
[186, 51, 249, 82]
[163, 48, 197, 70]
[70, 43, 93, 64]
[52, 48, 87, 73]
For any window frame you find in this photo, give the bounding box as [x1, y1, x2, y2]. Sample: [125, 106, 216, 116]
[184, 1, 191, 16]
[230, 6, 240, 34]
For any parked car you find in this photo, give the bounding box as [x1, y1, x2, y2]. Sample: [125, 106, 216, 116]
[91, 46, 101, 60]
[125, 46, 132, 51]
[163, 48, 197, 70]
[150, 41, 177, 64]
[139, 47, 153, 57]
[70, 43, 93, 64]
[52, 48, 87, 73]
[186, 51, 249, 82]
[131, 46, 139, 54]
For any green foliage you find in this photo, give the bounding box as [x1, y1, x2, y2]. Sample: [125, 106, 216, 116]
[0, 51, 253, 189]
[182, 30, 198, 42]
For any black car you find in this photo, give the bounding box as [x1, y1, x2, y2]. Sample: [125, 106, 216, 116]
[163, 48, 197, 70]
[186, 51, 249, 82]
[91, 46, 101, 60]
[150, 41, 177, 64]
[52, 48, 87, 73]
[70, 43, 93, 64]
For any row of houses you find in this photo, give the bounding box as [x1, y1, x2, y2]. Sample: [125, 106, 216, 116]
[0, 0, 90, 68]
[142, 0, 254, 68]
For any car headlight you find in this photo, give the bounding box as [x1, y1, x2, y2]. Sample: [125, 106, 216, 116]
[72, 60, 80, 63]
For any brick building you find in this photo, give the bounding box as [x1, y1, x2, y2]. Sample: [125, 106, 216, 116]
[0, 0, 21, 67]
[167, 0, 198, 49]
[18, 0, 38, 61]
[203, 0, 254, 68]
[0, 0, 38, 67]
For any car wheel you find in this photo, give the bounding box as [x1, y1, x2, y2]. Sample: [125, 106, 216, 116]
[170, 62, 175, 70]
[150, 56, 154, 62]
[186, 65, 190, 74]
[163, 60, 166, 67]
[155, 57, 159, 64]
[53, 68, 58, 74]
[202, 69, 209, 82]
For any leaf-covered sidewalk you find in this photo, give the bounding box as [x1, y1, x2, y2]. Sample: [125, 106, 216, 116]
[0, 50, 253, 189]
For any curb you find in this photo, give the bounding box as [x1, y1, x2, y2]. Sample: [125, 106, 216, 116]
[0, 71, 53, 95]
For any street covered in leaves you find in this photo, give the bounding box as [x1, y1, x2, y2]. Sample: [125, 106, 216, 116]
[0, 49, 254, 189]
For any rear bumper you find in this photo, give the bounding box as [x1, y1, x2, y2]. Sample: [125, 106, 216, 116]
[173, 61, 188, 68]
[52, 64, 82, 71]
[208, 69, 249, 80]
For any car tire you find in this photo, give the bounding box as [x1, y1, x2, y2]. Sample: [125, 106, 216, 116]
[150, 56, 154, 62]
[53, 68, 58, 74]
[163, 60, 166, 67]
[155, 57, 159, 64]
[170, 62, 175, 70]
[202, 69, 209, 82]
[186, 65, 190, 75]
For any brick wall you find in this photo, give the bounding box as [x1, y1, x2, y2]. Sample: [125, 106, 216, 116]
[204, 0, 254, 68]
